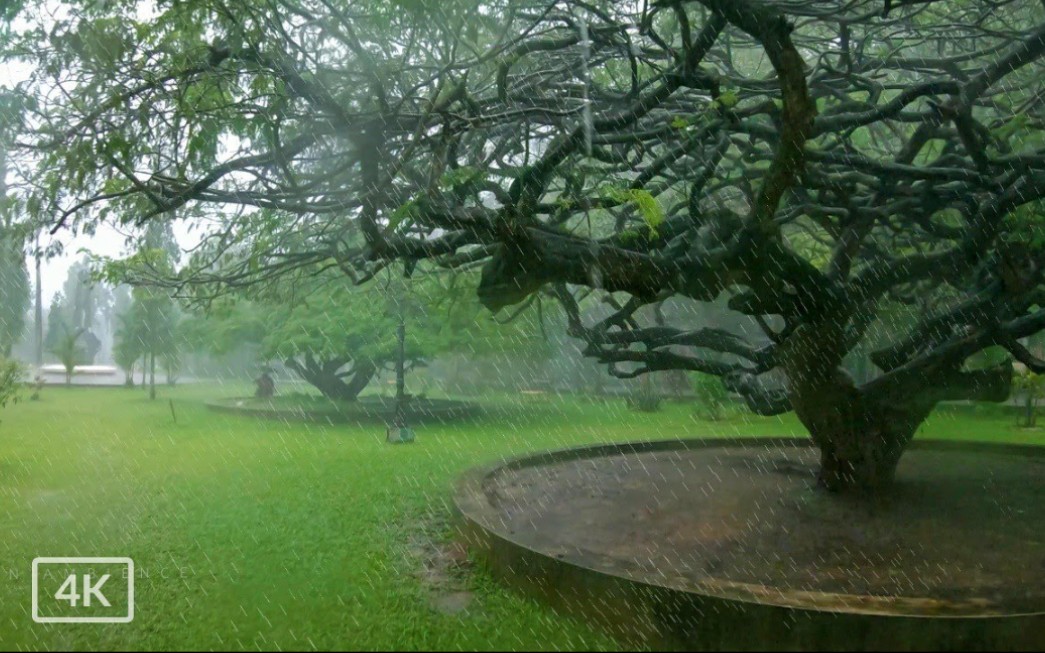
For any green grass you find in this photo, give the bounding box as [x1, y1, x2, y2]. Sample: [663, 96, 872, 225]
[0, 385, 1041, 651]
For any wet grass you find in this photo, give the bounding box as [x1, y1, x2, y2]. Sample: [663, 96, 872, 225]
[0, 384, 1041, 650]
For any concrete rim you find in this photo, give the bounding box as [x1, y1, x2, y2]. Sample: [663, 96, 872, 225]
[454, 436, 1045, 622]
[206, 395, 480, 424]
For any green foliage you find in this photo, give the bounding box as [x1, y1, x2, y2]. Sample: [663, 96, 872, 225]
[0, 356, 21, 409]
[15, 0, 1045, 438]
[0, 229, 28, 356]
[43, 293, 70, 355]
[105, 231, 181, 394]
[438, 165, 483, 189]
[717, 88, 739, 109]
[692, 372, 730, 421]
[617, 229, 641, 244]
[187, 265, 549, 398]
[603, 187, 665, 237]
[112, 311, 142, 382]
[263, 269, 537, 364]
[388, 198, 421, 230]
[49, 326, 84, 384]
[0, 90, 29, 358]
[129, 284, 180, 371]
[1002, 201, 1045, 250]
[1013, 367, 1045, 428]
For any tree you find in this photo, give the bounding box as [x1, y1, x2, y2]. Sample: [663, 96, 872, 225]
[112, 310, 141, 386]
[43, 293, 71, 356]
[190, 267, 513, 401]
[132, 285, 178, 400]
[49, 260, 109, 364]
[50, 325, 84, 386]
[15, 1, 1045, 492]
[101, 223, 182, 398]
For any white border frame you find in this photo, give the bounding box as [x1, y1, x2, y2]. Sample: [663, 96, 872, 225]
[31, 557, 134, 624]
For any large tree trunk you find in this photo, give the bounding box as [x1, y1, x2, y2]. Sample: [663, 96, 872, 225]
[780, 321, 1010, 494]
[288, 356, 379, 402]
[792, 376, 927, 493]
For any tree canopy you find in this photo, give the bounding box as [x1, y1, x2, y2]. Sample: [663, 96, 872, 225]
[187, 266, 546, 399]
[10, 0, 1045, 490]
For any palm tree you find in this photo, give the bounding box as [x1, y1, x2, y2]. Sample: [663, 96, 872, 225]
[50, 327, 84, 386]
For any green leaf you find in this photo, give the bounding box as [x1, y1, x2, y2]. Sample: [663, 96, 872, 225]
[718, 89, 739, 109]
[602, 187, 665, 238]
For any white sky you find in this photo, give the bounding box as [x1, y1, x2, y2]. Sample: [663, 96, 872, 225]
[35, 221, 196, 303]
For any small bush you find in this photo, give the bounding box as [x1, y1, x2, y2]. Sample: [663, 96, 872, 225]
[692, 372, 730, 421]
[1014, 368, 1045, 428]
[0, 357, 22, 409]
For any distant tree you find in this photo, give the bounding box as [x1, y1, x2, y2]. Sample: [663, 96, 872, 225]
[49, 326, 84, 386]
[188, 268, 538, 402]
[59, 260, 110, 364]
[112, 310, 141, 386]
[99, 225, 181, 398]
[43, 293, 71, 355]
[131, 285, 178, 400]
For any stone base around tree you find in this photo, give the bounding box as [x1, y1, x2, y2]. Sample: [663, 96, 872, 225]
[206, 395, 479, 426]
[454, 437, 1045, 651]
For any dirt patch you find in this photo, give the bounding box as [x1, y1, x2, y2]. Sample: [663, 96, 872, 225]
[398, 511, 476, 615]
[482, 442, 1045, 615]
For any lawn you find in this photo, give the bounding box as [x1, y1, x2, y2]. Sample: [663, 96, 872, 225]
[0, 384, 1040, 651]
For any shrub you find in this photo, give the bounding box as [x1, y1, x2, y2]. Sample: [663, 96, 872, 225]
[692, 372, 730, 421]
[0, 356, 22, 409]
[1014, 368, 1045, 428]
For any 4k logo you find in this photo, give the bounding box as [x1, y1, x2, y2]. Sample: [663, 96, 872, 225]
[32, 558, 134, 624]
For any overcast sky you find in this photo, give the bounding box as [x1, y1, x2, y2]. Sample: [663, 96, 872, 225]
[35, 217, 201, 302]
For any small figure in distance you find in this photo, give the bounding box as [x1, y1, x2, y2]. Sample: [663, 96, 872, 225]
[30, 374, 44, 401]
[255, 368, 275, 399]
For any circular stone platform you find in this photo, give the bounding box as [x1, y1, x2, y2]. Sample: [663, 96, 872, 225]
[454, 438, 1045, 651]
[207, 396, 479, 425]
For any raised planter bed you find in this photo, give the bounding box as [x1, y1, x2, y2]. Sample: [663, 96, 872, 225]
[454, 437, 1045, 651]
[207, 395, 480, 425]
